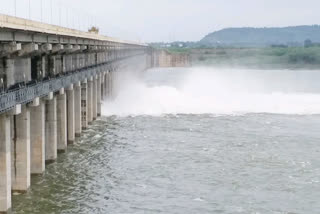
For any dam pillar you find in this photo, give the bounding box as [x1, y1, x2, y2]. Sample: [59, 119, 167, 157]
[74, 82, 82, 137]
[67, 85, 75, 144]
[57, 90, 67, 152]
[104, 72, 107, 98]
[30, 100, 45, 174]
[0, 114, 11, 213]
[106, 72, 110, 98]
[105, 72, 109, 99]
[108, 71, 113, 98]
[93, 75, 98, 120]
[101, 73, 105, 101]
[81, 80, 88, 129]
[87, 77, 93, 124]
[97, 74, 102, 116]
[12, 105, 31, 192]
[45, 96, 57, 162]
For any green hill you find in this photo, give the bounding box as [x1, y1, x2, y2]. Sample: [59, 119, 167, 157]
[200, 26, 320, 47]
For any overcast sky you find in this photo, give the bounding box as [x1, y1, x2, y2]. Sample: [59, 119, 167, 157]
[1, 0, 319, 42]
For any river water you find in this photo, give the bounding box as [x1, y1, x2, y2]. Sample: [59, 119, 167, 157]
[13, 68, 320, 214]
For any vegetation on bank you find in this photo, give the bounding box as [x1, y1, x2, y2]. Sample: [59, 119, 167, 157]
[161, 46, 320, 69]
[200, 26, 320, 47]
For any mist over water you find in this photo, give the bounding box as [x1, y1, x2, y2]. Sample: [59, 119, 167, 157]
[12, 67, 320, 213]
[103, 68, 320, 116]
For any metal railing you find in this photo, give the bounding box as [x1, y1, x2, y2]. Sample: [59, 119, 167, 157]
[0, 53, 145, 114]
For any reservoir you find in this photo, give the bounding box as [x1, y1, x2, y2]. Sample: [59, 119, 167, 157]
[12, 68, 320, 213]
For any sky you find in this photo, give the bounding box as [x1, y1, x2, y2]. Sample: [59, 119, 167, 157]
[0, 0, 319, 43]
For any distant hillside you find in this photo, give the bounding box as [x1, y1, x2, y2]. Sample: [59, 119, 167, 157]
[200, 26, 320, 47]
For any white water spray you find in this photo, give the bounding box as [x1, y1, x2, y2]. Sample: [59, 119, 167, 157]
[102, 68, 320, 116]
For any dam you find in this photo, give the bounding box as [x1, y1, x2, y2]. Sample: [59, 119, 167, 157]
[0, 14, 157, 213]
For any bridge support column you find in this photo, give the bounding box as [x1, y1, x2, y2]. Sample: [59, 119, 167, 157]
[45, 96, 57, 162]
[67, 86, 75, 144]
[81, 80, 88, 129]
[105, 72, 109, 99]
[93, 75, 97, 120]
[101, 73, 105, 101]
[0, 114, 11, 213]
[106, 71, 110, 99]
[106, 72, 110, 98]
[30, 100, 45, 174]
[57, 92, 67, 152]
[108, 71, 113, 98]
[74, 82, 82, 137]
[97, 74, 102, 116]
[12, 105, 31, 192]
[102, 73, 105, 100]
[87, 77, 93, 124]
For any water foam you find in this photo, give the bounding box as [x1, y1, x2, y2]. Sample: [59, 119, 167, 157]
[102, 68, 320, 116]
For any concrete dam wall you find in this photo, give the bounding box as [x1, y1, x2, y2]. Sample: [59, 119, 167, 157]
[151, 50, 192, 68]
[0, 14, 153, 213]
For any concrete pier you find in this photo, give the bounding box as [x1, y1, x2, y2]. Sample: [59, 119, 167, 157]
[81, 80, 88, 129]
[74, 82, 82, 137]
[12, 106, 31, 192]
[101, 73, 105, 101]
[104, 71, 108, 100]
[0, 114, 11, 213]
[97, 74, 102, 116]
[30, 101, 45, 174]
[67, 86, 75, 144]
[93, 76, 98, 120]
[45, 97, 57, 162]
[0, 13, 152, 213]
[105, 72, 109, 98]
[108, 72, 113, 98]
[87, 78, 93, 123]
[57, 92, 67, 152]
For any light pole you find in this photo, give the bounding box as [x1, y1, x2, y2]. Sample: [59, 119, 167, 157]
[41, 0, 43, 22]
[29, 0, 31, 20]
[59, 0, 62, 26]
[67, 8, 69, 28]
[14, 0, 16, 17]
[51, 0, 53, 24]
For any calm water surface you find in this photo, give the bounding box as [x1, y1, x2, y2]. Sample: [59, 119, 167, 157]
[12, 68, 320, 214]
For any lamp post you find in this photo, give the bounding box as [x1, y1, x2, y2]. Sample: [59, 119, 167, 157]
[51, 0, 53, 24]
[14, 0, 16, 17]
[41, 0, 43, 22]
[29, 0, 31, 19]
[59, 0, 62, 26]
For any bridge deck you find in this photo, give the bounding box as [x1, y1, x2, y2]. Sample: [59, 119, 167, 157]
[0, 54, 145, 114]
[0, 14, 145, 46]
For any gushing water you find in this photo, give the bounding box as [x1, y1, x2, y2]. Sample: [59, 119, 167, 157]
[102, 67, 320, 116]
[12, 67, 320, 214]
